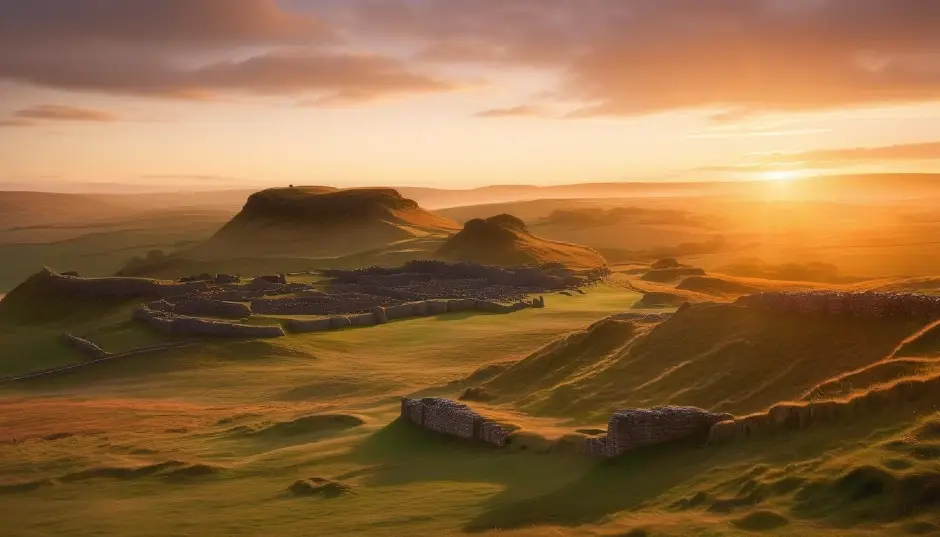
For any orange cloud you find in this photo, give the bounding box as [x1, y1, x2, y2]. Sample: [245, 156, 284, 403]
[764, 141, 940, 164]
[474, 105, 546, 118]
[15, 105, 117, 122]
[0, 0, 455, 103]
[330, 0, 940, 115]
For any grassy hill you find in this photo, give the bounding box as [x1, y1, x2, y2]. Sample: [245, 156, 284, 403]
[472, 302, 934, 420]
[438, 214, 607, 269]
[204, 187, 459, 257]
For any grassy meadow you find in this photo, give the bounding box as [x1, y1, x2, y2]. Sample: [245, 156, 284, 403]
[2, 182, 940, 536]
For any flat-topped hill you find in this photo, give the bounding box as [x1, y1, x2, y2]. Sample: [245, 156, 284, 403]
[202, 187, 459, 257]
[438, 214, 606, 269]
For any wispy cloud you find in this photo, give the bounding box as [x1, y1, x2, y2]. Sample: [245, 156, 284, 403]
[15, 104, 117, 122]
[474, 105, 546, 118]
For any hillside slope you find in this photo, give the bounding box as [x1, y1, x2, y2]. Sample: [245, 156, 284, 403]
[438, 214, 606, 269]
[474, 302, 932, 420]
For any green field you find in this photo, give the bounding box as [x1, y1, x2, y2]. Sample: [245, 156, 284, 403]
[2, 280, 940, 537]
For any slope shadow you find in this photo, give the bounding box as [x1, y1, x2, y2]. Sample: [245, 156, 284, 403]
[336, 411, 915, 532]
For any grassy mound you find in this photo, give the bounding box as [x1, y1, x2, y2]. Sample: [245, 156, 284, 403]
[479, 303, 931, 419]
[438, 214, 607, 269]
[676, 275, 760, 297]
[631, 291, 687, 309]
[288, 477, 352, 498]
[640, 266, 706, 282]
[203, 187, 459, 258]
[235, 414, 365, 439]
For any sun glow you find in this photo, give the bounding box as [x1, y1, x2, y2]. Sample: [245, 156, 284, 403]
[761, 169, 802, 182]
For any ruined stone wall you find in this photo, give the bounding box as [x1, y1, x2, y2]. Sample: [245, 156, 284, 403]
[133, 306, 285, 338]
[284, 298, 541, 333]
[585, 406, 732, 457]
[159, 297, 251, 319]
[737, 291, 940, 319]
[708, 372, 940, 445]
[60, 333, 110, 360]
[42, 269, 205, 298]
[400, 397, 508, 447]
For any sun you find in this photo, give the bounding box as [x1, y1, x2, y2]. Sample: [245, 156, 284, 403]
[762, 169, 801, 182]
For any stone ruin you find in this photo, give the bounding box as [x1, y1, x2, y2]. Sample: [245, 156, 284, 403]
[133, 305, 285, 338]
[584, 406, 733, 457]
[737, 291, 940, 319]
[400, 397, 509, 447]
[148, 296, 251, 319]
[38, 268, 206, 298]
[708, 371, 940, 445]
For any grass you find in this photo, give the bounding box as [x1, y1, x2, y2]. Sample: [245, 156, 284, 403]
[2, 279, 939, 536]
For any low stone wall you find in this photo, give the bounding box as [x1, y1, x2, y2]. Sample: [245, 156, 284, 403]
[708, 373, 940, 445]
[400, 397, 509, 447]
[584, 406, 733, 457]
[41, 269, 205, 298]
[151, 297, 251, 319]
[61, 333, 110, 360]
[133, 306, 285, 338]
[285, 297, 543, 333]
[737, 291, 940, 319]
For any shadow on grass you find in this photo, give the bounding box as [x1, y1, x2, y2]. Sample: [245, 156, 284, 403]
[334, 410, 920, 532]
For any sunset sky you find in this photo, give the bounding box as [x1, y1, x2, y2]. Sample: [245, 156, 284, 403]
[2, 0, 940, 191]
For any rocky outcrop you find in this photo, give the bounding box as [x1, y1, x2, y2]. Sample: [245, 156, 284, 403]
[133, 306, 284, 338]
[584, 406, 733, 457]
[61, 333, 110, 360]
[737, 291, 940, 319]
[400, 397, 509, 447]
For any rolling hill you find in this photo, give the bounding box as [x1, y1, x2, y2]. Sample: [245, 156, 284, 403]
[437, 214, 607, 269]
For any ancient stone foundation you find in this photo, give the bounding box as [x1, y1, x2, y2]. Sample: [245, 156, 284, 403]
[150, 297, 251, 319]
[400, 397, 509, 447]
[584, 406, 733, 457]
[133, 306, 285, 338]
[737, 291, 940, 319]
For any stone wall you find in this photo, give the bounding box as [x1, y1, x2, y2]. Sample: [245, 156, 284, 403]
[584, 406, 733, 457]
[152, 297, 251, 319]
[737, 291, 940, 319]
[41, 269, 206, 298]
[708, 372, 940, 445]
[285, 297, 542, 333]
[60, 333, 110, 360]
[133, 306, 285, 338]
[400, 397, 509, 447]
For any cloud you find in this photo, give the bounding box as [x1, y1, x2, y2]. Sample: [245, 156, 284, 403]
[15, 104, 117, 122]
[328, 0, 940, 116]
[474, 105, 546, 118]
[6, 1, 940, 114]
[0, 118, 34, 127]
[0, 0, 456, 103]
[764, 141, 940, 164]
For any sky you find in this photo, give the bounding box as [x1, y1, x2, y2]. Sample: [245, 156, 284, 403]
[1, 0, 940, 192]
